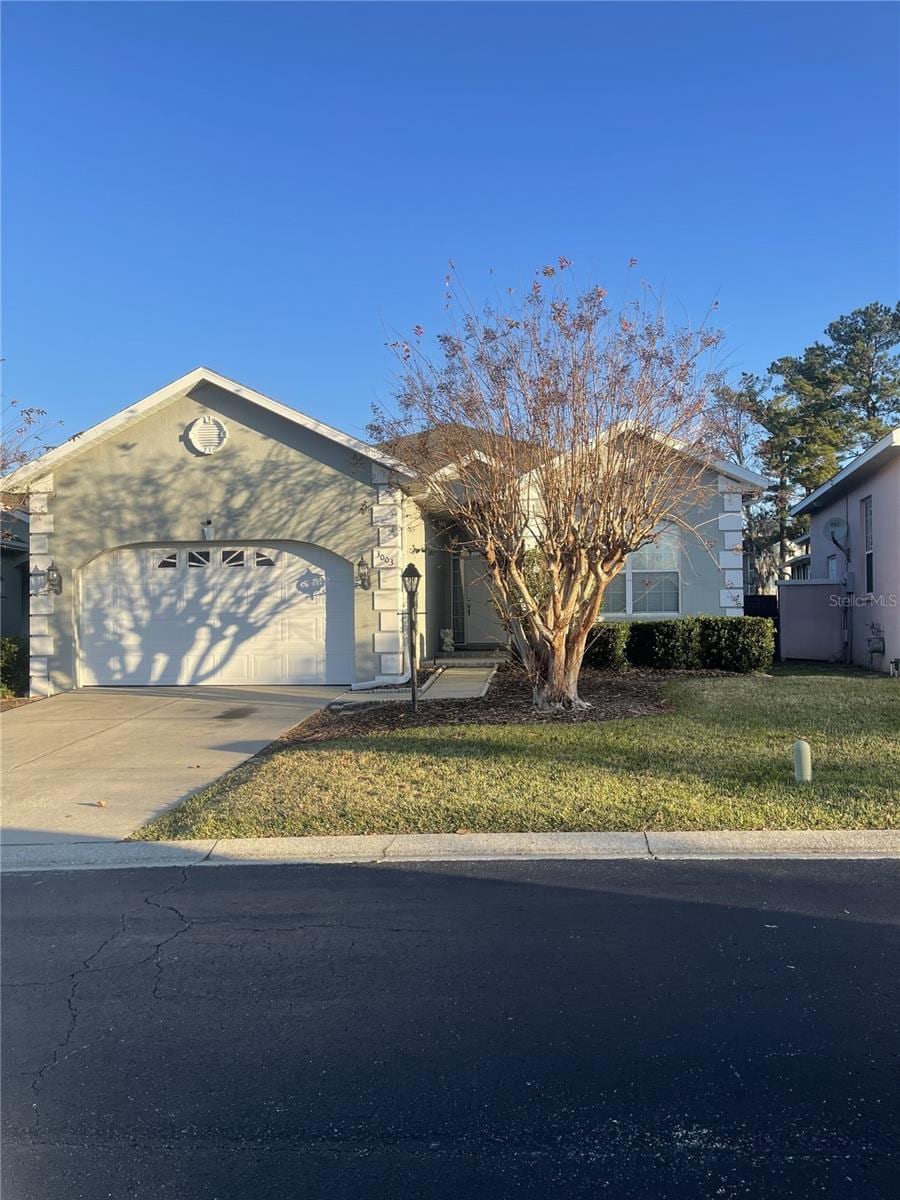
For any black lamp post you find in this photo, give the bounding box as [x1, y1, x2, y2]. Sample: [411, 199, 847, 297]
[401, 562, 421, 712]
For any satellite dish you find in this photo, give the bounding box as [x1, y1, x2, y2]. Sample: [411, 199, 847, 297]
[822, 516, 848, 546]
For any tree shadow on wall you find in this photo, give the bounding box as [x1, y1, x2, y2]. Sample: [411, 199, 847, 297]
[70, 442, 364, 686]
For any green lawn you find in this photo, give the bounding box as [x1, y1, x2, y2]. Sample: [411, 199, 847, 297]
[134, 670, 900, 839]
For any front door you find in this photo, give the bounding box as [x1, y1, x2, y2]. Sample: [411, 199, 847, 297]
[460, 555, 507, 645]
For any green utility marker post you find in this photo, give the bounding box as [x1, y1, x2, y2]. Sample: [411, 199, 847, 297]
[793, 739, 812, 784]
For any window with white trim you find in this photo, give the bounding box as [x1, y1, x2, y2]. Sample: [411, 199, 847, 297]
[155, 551, 177, 570]
[602, 528, 680, 615]
[255, 550, 276, 567]
[187, 549, 211, 568]
[221, 549, 245, 567]
[862, 496, 874, 593]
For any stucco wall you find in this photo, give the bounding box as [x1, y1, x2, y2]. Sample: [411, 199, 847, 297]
[29, 381, 407, 692]
[602, 470, 747, 621]
[803, 457, 900, 670]
[420, 468, 748, 645]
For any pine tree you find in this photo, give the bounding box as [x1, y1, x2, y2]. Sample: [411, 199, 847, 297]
[711, 301, 900, 587]
[824, 301, 900, 448]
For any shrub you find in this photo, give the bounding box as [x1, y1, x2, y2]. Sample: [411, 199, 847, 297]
[626, 617, 700, 670]
[697, 615, 775, 673]
[584, 621, 630, 670]
[584, 615, 775, 674]
[0, 636, 28, 698]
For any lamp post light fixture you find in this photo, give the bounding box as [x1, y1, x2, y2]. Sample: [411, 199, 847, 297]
[356, 556, 372, 591]
[401, 562, 421, 712]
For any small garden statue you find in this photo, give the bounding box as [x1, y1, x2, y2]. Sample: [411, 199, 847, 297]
[440, 628, 455, 653]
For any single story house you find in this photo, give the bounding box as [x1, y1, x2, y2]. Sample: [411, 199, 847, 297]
[778, 426, 900, 672]
[3, 368, 768, 696]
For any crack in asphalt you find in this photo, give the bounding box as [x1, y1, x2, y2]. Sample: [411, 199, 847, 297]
[28, 911, 128, 1133]
[22, 867, 437, 1131]
[27, 867, 196, 1132]
[144, 868, 196, 1002]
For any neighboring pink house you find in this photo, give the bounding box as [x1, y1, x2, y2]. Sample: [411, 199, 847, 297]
[778, 426, 900, 673]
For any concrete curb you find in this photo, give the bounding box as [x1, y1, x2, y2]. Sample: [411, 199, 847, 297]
[2, 829, 898, 873]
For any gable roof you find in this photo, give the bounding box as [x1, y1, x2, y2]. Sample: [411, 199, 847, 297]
[791, 426, 900, 517]
[389, 421, 768, 492]
[1, 367, 414, 491]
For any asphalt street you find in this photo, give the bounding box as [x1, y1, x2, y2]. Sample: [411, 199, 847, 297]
[2, 858, 898, 1199]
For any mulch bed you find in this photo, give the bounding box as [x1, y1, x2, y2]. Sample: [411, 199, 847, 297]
[0, 696, 42, 712]
[271, 667, 681, 749]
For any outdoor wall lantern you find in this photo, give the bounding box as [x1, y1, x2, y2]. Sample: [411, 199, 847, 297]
[401, 562, 422, 712]
[30, 561, 63, 597]
[356, 556, 372, 590]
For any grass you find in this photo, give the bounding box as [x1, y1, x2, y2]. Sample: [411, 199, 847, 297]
[133, 668, 900, 840]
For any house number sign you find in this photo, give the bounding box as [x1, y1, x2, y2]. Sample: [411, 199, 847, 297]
[373, 547, 397, 569]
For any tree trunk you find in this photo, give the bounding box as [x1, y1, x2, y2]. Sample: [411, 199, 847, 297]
[530, 630, 591, 711]
[777, 480, 790, 580]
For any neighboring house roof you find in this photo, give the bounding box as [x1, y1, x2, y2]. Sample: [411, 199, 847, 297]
[1, 367, 415, 491]
[0, 507, 29, 552]
[762, 531, 809, 561]
[791, 426, 900, 518]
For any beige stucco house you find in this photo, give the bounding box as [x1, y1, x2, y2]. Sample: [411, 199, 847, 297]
[778, 426, 900, 672]
[3, 368, 767, 696]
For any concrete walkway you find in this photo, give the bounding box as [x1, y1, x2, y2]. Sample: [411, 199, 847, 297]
[0, 685, 341, 846]
[3, 829, 897, 872]
[336, 665, 495, 705]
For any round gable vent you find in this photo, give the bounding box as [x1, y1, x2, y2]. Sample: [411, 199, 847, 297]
[186, 414, 229, 455]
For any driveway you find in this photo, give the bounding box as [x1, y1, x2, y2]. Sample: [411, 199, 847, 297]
[3, 859, 897, 1199]
[0, 685, 340, 845]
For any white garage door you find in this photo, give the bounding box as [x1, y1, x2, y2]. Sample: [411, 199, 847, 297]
[79, 544, 355, 686]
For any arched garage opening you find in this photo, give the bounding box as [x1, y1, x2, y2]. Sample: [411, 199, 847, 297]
[78, 541, 355, 686]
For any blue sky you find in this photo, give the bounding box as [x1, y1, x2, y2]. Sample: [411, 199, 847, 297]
[3, 1, 898, 443]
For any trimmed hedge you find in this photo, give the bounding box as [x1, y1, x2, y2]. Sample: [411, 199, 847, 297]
[584, 621, 630, 670]
[626, 617, 700, 670]
[0, 636, 28, 698]
[696, 615, 775, 674]
[584, 616, 774, 674]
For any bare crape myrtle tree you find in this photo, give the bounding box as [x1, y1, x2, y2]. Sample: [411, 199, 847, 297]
[1, 398, 60, 527]
[372, 261, 724, 711]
